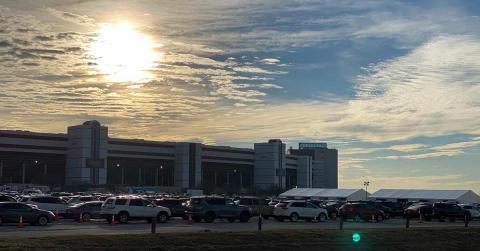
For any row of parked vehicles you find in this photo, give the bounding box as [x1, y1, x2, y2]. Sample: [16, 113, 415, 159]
[1, 192, 479, 226]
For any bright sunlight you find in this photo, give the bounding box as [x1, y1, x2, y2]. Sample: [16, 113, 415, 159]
[90, 23, 161, 82]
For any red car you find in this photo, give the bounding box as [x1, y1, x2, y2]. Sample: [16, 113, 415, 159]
[338, 202, 386, 222]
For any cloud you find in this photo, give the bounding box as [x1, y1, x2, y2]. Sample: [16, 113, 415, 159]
[260, 58, 280, 65]
[387, 143, 428, 152]
[231, 66, 287, 74]
[45, 7, 96, 27]
[378, 150, 462, 160]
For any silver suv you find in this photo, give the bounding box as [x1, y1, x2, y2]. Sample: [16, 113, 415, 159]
[100, 196, 171, 224]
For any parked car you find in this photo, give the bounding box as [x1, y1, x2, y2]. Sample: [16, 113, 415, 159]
[100, 196, 171, 224]
[50, 192, 73, 197]
[309, 200, 339, 219]
[65, 201, 103, 221]
[22, 188, 43, 196]
[432, 202, 470, 222]
[461, 204, 480, 219]
[154, 198, 188, 219]
[274, 200, 328, 222]
[0, 195, 17, 202]
[185, 196, 252, 223]
[338, 202, 386, 222]
[235, 196, 273, 219]
[20, 196, 69, 215]
[0, 202, 55, 226]
[404, 202, 433, 220]
[375, 201, 405, 218]
[67, 196, 96, 205]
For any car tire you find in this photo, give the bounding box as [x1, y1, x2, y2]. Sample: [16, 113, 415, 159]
[37, 215, 49, 226]
[354, 214, 362, 222]
[239, 212, 251, 223]
[118, 212, 129, 224]
[377, 214, 384, 222]
[438, 214, 446, 222]
[204, 212, 215, 223]
[82, 213, 92, 222]
[290, 213, 299, 222]
[157, 212, 168, 223]
[227, 217, 236, 223]
[276, 217, 284, 222]
[318, 213, 327, 222]
[329, 212, 337, 220]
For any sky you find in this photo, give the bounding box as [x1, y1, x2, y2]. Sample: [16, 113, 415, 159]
[0, 0, 479, 192]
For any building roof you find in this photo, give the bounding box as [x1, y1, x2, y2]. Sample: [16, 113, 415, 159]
[279, 188, 364, 198]
[371, 189, 478, 201]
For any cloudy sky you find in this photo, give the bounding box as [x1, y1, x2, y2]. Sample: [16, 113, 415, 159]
[1, 0, 480, 192]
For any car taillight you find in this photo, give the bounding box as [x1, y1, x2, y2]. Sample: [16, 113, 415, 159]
[280, 205, 288, 210]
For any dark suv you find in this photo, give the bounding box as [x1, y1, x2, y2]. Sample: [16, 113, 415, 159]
[234, 196, 273, 219]
[154, 198, 188, 219]
[0, 202, 55, 226]
[338, 202, 386, 222]
[185, 196, 252, 223]
[375, 201, 405, 218]
[432, 202, 470, 222]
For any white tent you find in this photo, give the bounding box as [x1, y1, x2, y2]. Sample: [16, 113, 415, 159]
[279, 188, 368, 201]
[370, 189, 480, 204]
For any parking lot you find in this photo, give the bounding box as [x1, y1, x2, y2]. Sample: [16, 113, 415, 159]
[1, 217, 479, 238]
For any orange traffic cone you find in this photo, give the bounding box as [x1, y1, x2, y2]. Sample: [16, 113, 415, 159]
[187, 215, 193, 225]
[111, 214, 116, 225]
[78, 213, 84, 224]
[17, 216, 24, 228]
[54, 210, 59, 221]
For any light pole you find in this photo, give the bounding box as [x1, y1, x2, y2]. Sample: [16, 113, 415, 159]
[116, 163, 124, 185]
[34, 160, 47, 184]
[160, 165, 163, 186]
[363, 180, 370, 200]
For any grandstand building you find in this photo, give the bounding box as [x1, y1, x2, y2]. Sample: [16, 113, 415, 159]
[0, 121, 338, 193]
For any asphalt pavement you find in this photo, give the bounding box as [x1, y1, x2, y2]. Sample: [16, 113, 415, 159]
[0, 217, 479, 238]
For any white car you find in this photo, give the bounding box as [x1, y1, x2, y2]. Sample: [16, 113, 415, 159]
[461, 204, 480, 219]
[273, 200, 328, 222]
[100, 196, 171, 224]
[67, 196, 96, 205]
[20, 196, 69, 214]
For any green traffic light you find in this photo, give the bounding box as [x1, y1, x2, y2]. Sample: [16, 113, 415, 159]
[352, 233, 361, 243]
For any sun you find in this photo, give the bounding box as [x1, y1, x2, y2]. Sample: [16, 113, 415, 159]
[90, 23, 161, 83]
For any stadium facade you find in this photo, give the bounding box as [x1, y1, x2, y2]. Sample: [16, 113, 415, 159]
[0, 121, 338, 193]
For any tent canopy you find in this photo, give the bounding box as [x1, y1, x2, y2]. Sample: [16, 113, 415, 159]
[279, 188, 365, 199]
[371, 189, 480, 202]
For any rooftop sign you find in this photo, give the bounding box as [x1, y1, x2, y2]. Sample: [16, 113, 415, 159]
[299, 142, 327, 149]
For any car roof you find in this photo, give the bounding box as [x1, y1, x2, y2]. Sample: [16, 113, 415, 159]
[190, 196, 227, 199]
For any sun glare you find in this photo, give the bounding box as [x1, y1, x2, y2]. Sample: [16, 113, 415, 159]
[90, 23, 161, 82]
